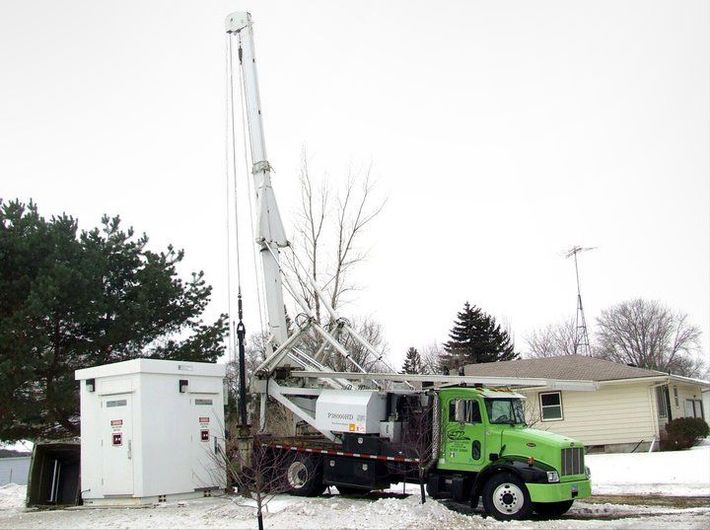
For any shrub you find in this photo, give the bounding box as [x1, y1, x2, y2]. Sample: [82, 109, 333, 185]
[661, 417, 710, 451]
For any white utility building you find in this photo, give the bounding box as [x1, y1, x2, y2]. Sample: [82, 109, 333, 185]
[75, 359, 226, 505]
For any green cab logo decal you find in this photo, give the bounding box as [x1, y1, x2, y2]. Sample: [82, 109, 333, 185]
[446, 430, 470, 441]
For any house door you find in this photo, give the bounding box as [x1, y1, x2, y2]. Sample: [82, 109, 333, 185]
[655, 386, 671, 426]
[101, 394, 134, 495]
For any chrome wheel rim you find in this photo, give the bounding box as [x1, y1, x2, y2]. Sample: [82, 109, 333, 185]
[492, 482, 524, 514]
[287, 461, 308, 488]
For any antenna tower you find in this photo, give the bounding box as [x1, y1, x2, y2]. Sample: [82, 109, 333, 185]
[566, 245, 595, 356]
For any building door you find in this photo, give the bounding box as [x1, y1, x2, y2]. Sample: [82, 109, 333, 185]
[191, 394, 221, 489]
[101, 394, 133, 495]
[655, 386, 671, 427]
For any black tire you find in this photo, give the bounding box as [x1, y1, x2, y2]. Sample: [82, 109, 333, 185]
[481, 472, 533, 521]
[534, 500, 574, 518]
[336, 485, 371, 496]
[284, 455, 324, 497]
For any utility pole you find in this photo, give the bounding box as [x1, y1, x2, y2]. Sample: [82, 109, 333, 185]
[566, 245, 595, 356]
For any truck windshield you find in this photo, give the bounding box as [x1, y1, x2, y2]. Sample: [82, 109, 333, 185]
[484, 398, 526, 425]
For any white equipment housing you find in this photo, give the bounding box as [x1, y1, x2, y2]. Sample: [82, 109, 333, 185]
[315, 390, 387, 434]
[74, 359, 226, 506]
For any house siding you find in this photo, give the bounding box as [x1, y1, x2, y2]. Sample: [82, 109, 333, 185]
[521, 382, 658, 446]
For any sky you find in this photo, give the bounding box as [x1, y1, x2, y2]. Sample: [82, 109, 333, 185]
[1, 0, 708, 369]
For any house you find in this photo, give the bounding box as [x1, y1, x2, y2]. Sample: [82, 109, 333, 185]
[463, 355, 710, 453]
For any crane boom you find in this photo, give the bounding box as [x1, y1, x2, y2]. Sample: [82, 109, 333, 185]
[226, 12, 289, 349]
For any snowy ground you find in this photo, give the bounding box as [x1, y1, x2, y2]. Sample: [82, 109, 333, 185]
[587, 445, 710, 496]
[1, 446, 708, 529]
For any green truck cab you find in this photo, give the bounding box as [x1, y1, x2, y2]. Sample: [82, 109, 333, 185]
[428, 387, 591, 520]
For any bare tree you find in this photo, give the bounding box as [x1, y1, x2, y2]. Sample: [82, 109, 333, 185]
[215, 424, 298, 530]
[420, 343, 443, 375]
[282, 151, 389, 371]
[329, 317, 390, 372]
[594, 298, 704, 377]
[524, 318, 578, 358]
[398, 395, 436, 504]
[285, 150, 385, 322]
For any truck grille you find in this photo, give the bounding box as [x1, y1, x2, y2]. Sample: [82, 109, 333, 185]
[561, 447, 584, 476]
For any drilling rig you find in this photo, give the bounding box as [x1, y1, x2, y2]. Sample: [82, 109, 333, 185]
[224, 12, 592, 521]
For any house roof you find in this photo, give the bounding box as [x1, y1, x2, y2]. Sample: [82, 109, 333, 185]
[463, 354, 671, 382]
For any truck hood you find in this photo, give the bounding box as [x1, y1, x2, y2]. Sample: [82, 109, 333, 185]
[500, 426, 583, 461]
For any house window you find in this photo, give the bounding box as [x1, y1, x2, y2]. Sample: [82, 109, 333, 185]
[539, 392, 563, 421]
[673, 387, 679, 407]
[685, 399, 704, 419]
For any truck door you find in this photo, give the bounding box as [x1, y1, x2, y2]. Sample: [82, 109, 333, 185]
[444, 397, 485, 469]
[101, 394, 134, 495]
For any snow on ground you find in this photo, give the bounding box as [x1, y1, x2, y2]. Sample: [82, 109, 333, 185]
[0, 487, 708, 530]
[0, 447, 708, 529]
[0, 484, 25, 513]
[587, 445, 710, 496]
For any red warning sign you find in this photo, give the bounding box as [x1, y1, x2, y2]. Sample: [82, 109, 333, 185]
[110, 419, 123, 427]
[199, 417, 210, 424]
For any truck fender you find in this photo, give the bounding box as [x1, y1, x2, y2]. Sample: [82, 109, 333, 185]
[470, 457, 552, 501]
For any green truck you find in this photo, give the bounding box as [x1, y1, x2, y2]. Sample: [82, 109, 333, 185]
[429, 386, 591, 519]
[265, 385, 591, 521]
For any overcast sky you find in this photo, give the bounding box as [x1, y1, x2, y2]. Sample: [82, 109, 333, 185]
[1, 0, 708, 368]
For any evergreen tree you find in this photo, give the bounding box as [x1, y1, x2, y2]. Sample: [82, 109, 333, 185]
[0, 199, 228, 442]
[439, 302, 517, 372]
[401, 347, 422, 374]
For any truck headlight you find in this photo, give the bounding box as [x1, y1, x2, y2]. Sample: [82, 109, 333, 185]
[585, 466, 591, 479]
[547, 471, 560, 483]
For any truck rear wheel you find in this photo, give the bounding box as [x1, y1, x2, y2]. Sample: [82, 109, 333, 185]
[284, 455, 324, 497]
[481, 473, 533, 521]
[533, 500, 574, 518]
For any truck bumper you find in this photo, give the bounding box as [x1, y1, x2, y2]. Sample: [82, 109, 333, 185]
[526, 479, 591, 503]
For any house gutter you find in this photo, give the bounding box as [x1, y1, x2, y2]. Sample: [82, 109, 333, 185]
[598, 375, 670, 386]
[518, 380, 598, 392]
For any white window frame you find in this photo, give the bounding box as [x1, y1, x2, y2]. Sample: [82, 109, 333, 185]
[539, 391, 564, 422]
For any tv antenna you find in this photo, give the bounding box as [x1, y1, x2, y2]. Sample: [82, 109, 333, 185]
[566, 245, 596, 356]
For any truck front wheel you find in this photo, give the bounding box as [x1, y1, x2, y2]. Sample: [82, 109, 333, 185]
[284, 455, 324, 497]
[533, 500, 574, 518]
[481, 473, 533, 521]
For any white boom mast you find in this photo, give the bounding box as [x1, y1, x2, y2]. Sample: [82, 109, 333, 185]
[226, 12, 288, 350]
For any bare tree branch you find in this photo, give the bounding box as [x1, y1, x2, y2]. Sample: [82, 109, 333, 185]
[594, 298, 704, 377]
[524, 318, 578, 358]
